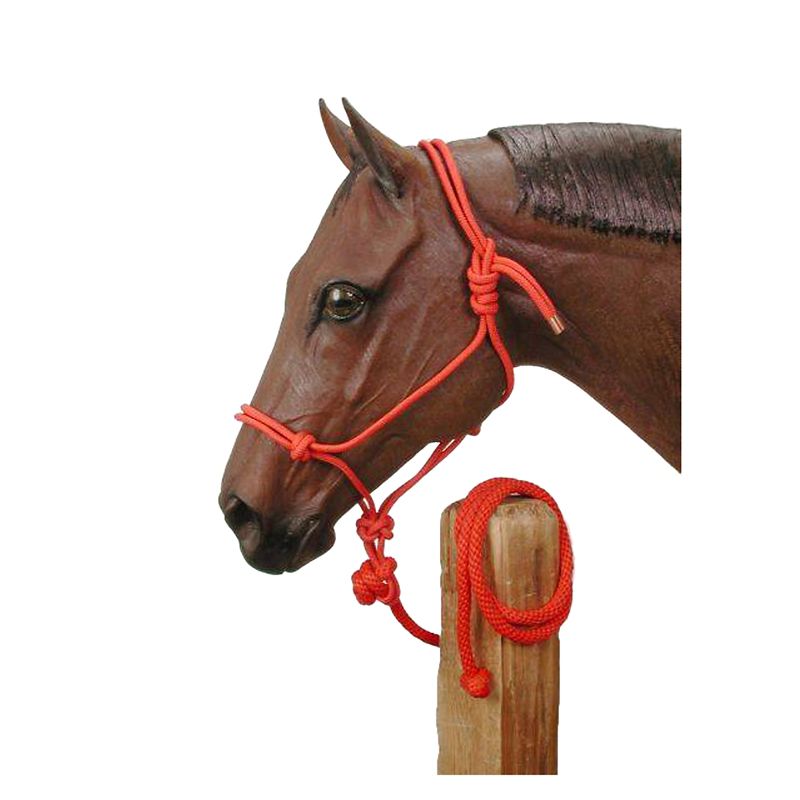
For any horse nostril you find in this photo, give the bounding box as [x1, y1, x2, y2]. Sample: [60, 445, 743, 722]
[223, 495, 263, 555]
[221, 493, 238, 516]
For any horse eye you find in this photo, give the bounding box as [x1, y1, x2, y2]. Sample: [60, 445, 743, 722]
[321, 283, 366, 322]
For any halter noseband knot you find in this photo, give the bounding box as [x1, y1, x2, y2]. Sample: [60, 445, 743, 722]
[356, 510, 395, 543]
[467, 237, 500, 316]
[352, 556, 400, 606]
[289, 430, 316, 462]
[352, 509, 400, 605]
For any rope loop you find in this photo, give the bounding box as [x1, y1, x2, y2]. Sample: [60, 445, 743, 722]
[289, 431, 316, 462]
[351, 557, 400, 606]
[455, 478, 573, 697]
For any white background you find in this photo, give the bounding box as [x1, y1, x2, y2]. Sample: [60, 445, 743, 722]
[1, 2, 798, 797]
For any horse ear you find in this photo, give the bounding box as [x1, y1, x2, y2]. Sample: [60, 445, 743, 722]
[319, 99, 360, 171]
[341, 98, 414, 199]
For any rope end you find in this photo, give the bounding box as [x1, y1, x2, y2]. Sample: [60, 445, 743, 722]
[548, 314, 566, 335]
[460, 667, 491, 698]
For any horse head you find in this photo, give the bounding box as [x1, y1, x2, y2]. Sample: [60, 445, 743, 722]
[219, 101, 506, 573]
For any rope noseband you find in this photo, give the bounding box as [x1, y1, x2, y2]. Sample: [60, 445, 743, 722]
[236, 139, 573, 696]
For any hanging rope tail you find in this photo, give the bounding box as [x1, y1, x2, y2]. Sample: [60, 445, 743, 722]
[235, 138, 573, 694]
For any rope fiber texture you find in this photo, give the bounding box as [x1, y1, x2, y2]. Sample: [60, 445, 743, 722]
[235, 139, 573, 696]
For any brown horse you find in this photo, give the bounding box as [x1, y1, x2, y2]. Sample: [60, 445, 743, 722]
[220, 100, 681, 574]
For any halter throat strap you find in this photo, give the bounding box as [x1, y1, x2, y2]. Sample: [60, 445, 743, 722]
[235, 138, 564, 645]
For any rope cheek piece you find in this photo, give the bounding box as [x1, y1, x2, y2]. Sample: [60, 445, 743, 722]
[235, 139, 573, 697]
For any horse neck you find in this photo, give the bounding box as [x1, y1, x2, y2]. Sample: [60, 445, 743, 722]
[452, 137, 682, 469]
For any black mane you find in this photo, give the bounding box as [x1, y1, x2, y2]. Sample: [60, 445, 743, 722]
[488, 123, 681, 243]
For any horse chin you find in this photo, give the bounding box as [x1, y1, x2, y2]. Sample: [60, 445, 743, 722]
[238, 517, 336, 575]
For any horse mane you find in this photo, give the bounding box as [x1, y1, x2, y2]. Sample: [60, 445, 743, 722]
[488, 123, 681, 243]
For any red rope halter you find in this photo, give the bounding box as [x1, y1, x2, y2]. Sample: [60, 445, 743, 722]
[236, 139, 573, 696]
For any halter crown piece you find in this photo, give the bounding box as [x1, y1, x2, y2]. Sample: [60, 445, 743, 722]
[236, 139, 573, 697]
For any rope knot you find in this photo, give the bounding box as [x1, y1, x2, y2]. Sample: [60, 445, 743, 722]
[467, 238, 499, 316]
[460, 667, 491, 698]
[289, 430, 316, 462]
[356, 510, 394, 543]
[351, 556, 399, 606]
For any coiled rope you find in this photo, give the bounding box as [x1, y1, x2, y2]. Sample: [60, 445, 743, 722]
[454, 478, 573, 697]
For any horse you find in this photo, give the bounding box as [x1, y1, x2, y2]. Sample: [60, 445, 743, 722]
[220, 99, 681, 575]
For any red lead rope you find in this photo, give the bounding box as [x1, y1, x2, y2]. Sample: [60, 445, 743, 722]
[454, 479, 573, 698]
[235, 139, 573, 696]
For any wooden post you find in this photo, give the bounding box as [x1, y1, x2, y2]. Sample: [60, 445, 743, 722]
[437, 497, 561, 775]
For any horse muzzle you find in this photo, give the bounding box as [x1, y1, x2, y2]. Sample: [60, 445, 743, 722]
[220, 495, 335, 573]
